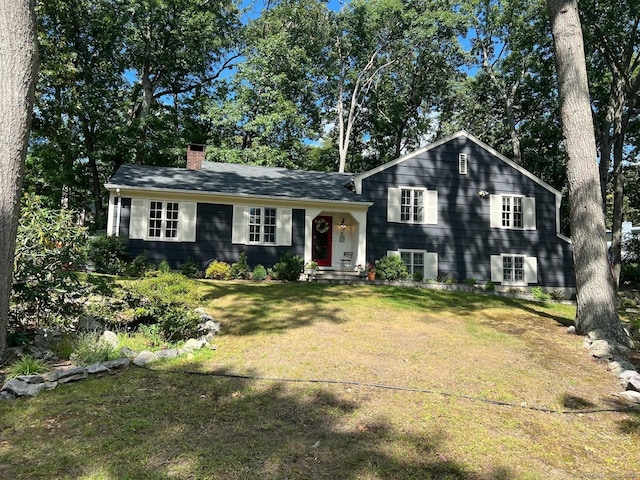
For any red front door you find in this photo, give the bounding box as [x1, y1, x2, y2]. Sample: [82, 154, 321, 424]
[312, 216, 332, 267]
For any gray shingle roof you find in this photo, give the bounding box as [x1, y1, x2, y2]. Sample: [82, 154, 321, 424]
[106, 161, 367, 203]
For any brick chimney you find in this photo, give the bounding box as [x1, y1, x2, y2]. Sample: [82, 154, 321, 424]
[186, 144, 206, 170]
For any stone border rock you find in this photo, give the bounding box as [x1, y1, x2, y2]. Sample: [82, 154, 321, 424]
[575, 327, 640, 404]
[1, 310, 221, 400]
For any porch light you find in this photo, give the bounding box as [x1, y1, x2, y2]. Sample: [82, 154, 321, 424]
[478, 190, 489, 198]
[340, 218, 346, 230]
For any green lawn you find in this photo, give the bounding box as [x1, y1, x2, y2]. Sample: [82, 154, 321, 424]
[1, 282, 638, 479]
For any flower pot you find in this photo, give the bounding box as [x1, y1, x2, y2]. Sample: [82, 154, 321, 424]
[367, 271, 376, 281]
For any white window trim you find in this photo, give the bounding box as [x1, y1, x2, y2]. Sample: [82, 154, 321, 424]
[458, 153, 468, 175]
[232, 205, 292, 246]
[490, 254, 537, 285]
[248, 206, 277, 245]
[129, 198, 197, 242]
[389, 249, 438, 280]
[387, 187, 438, 225]
[489, 194, 536, 230]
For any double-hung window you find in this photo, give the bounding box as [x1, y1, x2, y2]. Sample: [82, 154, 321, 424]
[388, 187, 438, 224]
[249, 207, 277, 244]
[148, 201, 180, 240]
[491, 254, 537, 285]
[400, 250, 425, 277]
[501, 195, 523, 229]
[232, 205, 292, 246]
[502, 255, 525, 283]
[490, 194, 535, 230]
[400, 188, 424, 223]
[128, 198, 196, 242]
[390, 249, 438, 280]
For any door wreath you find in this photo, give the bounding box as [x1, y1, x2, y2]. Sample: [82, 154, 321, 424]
[315, 218, 330, 233]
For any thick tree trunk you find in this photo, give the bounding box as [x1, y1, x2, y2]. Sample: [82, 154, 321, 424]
[547, 0, 628, 345]
[0, 0, 39, 358]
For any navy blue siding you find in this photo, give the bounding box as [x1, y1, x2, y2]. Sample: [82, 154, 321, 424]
[118, 199, 305, 270]
[363, 136, 575, 287]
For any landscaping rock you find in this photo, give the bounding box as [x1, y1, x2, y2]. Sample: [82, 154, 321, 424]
[2, 378, 57, 397]
[133, 350, 157, 366]
[18, 374, 45, 384]
[566, 325, 576, 335]
[56, 367, 88, 384]
[626, 374, 640, 392]
[77, 315, 104, 332]
[102, 358, 130, 370]
[87, 363, 110, 374]
[618, 390, 640, 404]
[155, 349, 179, 360]
[184, 338, 205, 350]
[588, 340, 615, 360]
[119, 346, 138, 358]
[101, 330, 119, 349]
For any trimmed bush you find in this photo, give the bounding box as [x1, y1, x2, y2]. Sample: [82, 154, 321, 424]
[230, 252, 249, 280]
[179, 258, 200, 278]
[86, 234, 130, 275]
[252, 264, 267, 281]
[271, 252, 305, 281]
[374, 255, 408, 281]
[205, 260, 231, 280]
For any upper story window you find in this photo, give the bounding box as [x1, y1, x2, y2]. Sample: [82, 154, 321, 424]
[458, 153, 468, 175]
[490, 194, 536, 230]
[249, 207, 277, 244]
[388, 187, 438, 225]
[149, 201, 180, 240]
[501, 195, 523, 229]
[233, 205, 292, 247]
[401, 188, 424, 223]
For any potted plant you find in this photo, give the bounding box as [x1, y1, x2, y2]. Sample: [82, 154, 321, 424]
[304, 260, 318, 281]
[366, 263, 376, 281]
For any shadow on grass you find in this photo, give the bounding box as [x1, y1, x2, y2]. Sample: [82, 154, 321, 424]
[0, 366, 516, 480]
[198, 281, 575, 337]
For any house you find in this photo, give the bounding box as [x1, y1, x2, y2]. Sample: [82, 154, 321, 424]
[105, 132, 576, 294]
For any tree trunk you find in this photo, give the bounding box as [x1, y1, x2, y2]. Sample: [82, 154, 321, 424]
[0, 0, 39, 358]
[547, 0, 628, 345]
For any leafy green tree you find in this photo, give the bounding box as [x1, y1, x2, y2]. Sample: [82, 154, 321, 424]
[11, 194, 88, 328]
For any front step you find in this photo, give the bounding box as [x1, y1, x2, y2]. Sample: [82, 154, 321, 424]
[313, 270, 365, 283]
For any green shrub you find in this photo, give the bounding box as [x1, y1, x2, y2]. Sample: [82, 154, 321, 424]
[531, 286, 551, 301]
[179, 258, 200, 278]
[157, 259, 171, 273]
[412, 270, 424, 282]
[70, 332, 120, 366]
[126, 253, 148, 277]
[122, 273, 203, 342]
[11, 193, 89, 328]
[463, 278, 477, 285]
[374, 255, 408, 281]
[437, 274, 457, 284]
[271, 252, 305, 281]
[205, 259, 231, 280]
[252, 264, 267, 281]
[230, 252, 250, 280]
[86, 234, 130, 275]
[6, 354, 50, 379]
[485, 280, 495, 291]
[137, 324, 165, 347]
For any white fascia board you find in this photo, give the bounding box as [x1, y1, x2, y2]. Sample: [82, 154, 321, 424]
[103, 184, 373, 211]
